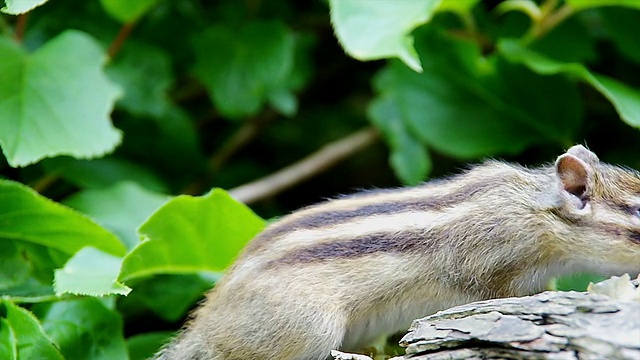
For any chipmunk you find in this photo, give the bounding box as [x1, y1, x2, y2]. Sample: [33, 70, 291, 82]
[154, 145, 640, 360]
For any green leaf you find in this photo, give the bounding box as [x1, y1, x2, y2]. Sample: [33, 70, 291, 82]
[566, 0, 640, 10]
[119, 273, 215, 322]
[371, 27, 581, 158]
[127, 332, 174, 360]
[1, 0, 48, 14]
[368, 96, 431, 185]
[100, 0, 158, 23]
[54, 247, 130, 296]
[329, 0, 441, 72]
[268, 88, 297, 118]
[106, 42, 173, 117]
[552, 273, 608, 291]
[498, 39, 640, 128]
[119, 188, 265, 282]
[530, 16, 596, 63]
[0, 300, 63, 360]
[600, 7, 640, 65]
[64, 182, 169, 250]
[437, 0, 480, 14]
[34, 298, 128, 360]
[0, 243, 67, 300]
[0, 179, 126, 256]
[42, 156, 168, 192]
[193, 21, 297, 119]
[0, 30, 122, 167]
[113, 107, 205, 186]
[0, 278, 56, 303]
[0, 318, 16, 360]
[0, 241, 30, 290]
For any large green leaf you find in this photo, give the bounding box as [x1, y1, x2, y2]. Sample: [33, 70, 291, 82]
[599, 7, 640, 65]
[0, 179, 126, 256]
[0, 241, 30, 290]
[64, 182, 169, 250]
[193, 21, 297, 119]
[1, 243, 66, 300]
[530, 16, 596, 63]
[34, 298, 128, 360]
[498, 39, 640, 128]
[0, 300, 63, 360]
[370, 27, 580, 158]
[1, 0, 48, 14]
[54, 247, 130, 296]
[119, 273, 215, 322]
[0, 317, 15, 359]
[106, 42, 173, 117]
[0, 31, 122, 167]
[119, 188, 265, 282]
[368, 95, 431, 185]
[112, 106, 205, 186]
[100, 0, 158, 23]
[329, 0, 440, 72]
[42, 156, 168, 192]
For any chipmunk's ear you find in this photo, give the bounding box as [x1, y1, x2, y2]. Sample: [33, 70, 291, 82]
[555, 151, 593, 198]
[565, 145, 599, 165]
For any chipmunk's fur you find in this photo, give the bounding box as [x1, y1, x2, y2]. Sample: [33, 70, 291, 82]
[154, 145, 640, 360]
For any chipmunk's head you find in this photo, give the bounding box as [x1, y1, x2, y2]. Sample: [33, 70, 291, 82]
[553, 145, 640, 276]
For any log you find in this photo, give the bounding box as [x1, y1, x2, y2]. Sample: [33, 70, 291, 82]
[333, 275, 640, 360]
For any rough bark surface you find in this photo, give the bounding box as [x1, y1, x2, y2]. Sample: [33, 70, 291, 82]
[391, 290, 640, 360]
[332, 276, 640, 360]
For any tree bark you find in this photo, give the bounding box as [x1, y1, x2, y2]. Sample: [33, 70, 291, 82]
[332, 276, 640, 360]
[393, 290, 639, 359]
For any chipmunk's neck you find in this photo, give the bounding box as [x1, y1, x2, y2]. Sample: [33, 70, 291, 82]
[423, 162, 569, 299]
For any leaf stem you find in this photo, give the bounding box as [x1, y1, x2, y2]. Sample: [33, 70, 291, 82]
[539, 0, 559, 16]
[14, 12, 29, 43]
[209, 111, 278, 171]
[181, 111, 278, 195]
[30, 172, 60, 194]
[107, 21, 136, 59]
[521, 3, 574, 44]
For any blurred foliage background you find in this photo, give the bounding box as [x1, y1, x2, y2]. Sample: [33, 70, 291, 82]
[1, 0, 640, 359]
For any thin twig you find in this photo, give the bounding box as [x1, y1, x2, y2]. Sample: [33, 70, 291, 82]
[229, 127, 380, 204]
[30, 171, 62, 194]
[180, 112, 277, 195]
[107, 22, 136, 59]
[522, 4, 574, 44]
[14, 12, 28, 42]
[209, 110, 278, 171]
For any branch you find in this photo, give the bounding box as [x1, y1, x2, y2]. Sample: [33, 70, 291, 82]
[229, 127, 380, 204]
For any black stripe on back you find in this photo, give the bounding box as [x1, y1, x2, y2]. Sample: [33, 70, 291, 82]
[270, 230, 439, 266]
[245, 178, 497, 255]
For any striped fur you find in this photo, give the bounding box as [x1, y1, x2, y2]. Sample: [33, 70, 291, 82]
[155, 146, 640, 360]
